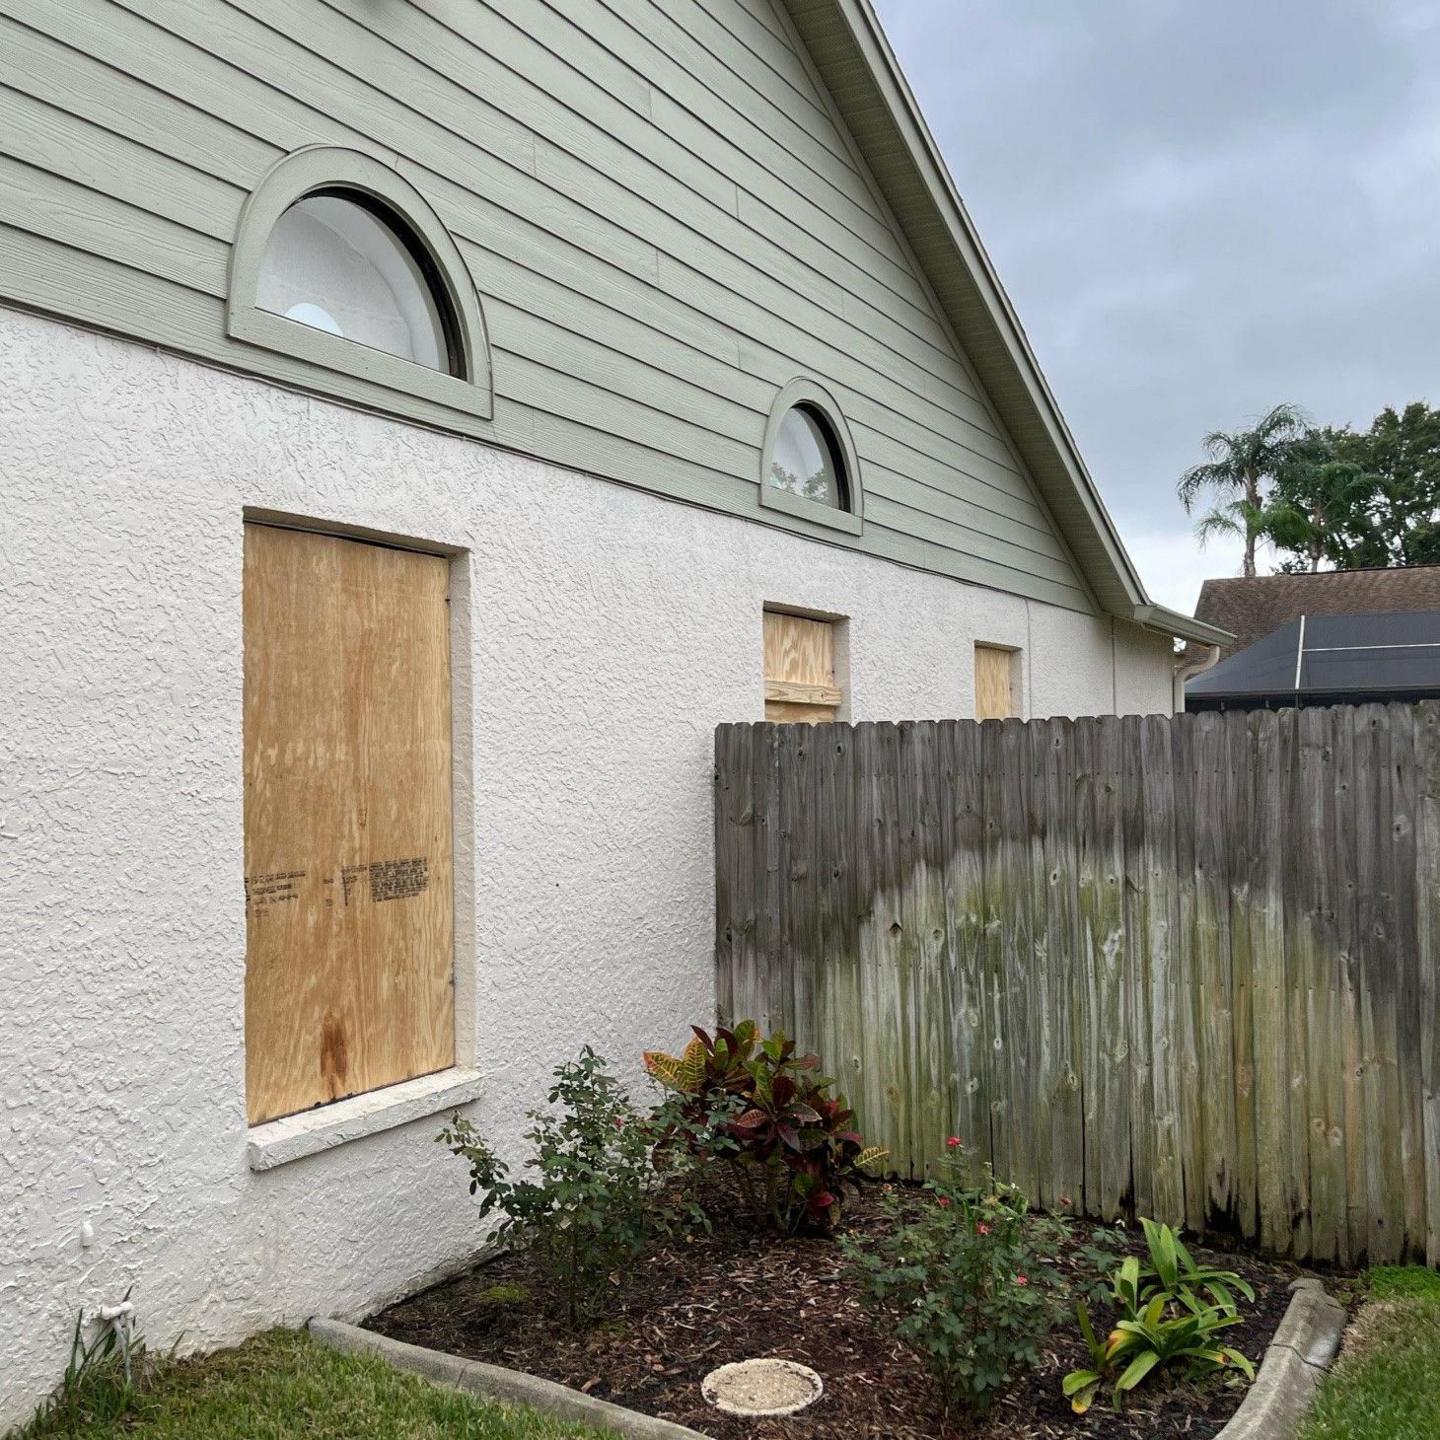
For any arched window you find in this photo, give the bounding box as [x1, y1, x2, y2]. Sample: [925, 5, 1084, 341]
[769, 404, 847, 509]
[229, 148, 491, 420]
[760, 380, 863, 535]
[258, 193, 455, 371]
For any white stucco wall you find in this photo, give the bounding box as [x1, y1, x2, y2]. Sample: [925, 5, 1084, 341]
[0, 308, 1173, 1425]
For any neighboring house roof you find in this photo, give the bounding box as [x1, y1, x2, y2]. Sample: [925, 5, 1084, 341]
[1187, 609, 1440, 709]
[1192, 566, 1440, 658]
[784, 0, 1227, 648]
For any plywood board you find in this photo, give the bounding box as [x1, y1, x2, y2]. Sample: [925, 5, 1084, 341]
[243, 524, 455, 1125]
[764, 610, 840, 724]
[975, 644, 1017, 721]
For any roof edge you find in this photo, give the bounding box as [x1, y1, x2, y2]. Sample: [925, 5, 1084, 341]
[1201, 562, 1440, 586]
[1132, 604, 1235, 647]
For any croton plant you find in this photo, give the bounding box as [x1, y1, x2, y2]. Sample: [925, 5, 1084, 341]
[645, 1020, 886, 1233]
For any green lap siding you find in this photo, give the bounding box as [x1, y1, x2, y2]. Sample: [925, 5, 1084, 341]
[0, 0, 1096, 612]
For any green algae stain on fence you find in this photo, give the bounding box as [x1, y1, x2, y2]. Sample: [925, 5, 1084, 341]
[714, 703, 1440, 1267]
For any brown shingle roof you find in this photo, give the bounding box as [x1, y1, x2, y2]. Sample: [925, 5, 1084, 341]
[1193, 566, 1440, 658]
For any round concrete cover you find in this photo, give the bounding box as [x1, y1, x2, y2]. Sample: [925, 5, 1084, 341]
[701, 1358, 824, 1417]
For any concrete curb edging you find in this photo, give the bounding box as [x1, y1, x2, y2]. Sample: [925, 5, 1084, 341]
[1214, 1278, 1347, 1440]
[312, 1277, 1345, 1440]
[307, 1317, 713, 1440]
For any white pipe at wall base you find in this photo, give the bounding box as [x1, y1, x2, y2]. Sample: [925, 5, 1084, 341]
[1173, 644, 1221, 713]
[97, 1300, 138, 1386]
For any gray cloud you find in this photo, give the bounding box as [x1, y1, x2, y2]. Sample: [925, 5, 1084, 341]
[873, 0, 1440, 608]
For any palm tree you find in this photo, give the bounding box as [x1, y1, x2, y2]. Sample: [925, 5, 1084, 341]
[1177, 403, 1309, 577]
[1191, 496, 1267, 561]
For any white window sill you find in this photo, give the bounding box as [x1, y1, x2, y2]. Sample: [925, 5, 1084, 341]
[247, 1067, 484, 1172]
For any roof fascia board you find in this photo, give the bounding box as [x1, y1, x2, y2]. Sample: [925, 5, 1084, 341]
[1132, 604, 1235, 647]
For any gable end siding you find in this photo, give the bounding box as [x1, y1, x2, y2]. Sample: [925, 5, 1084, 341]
[0, 0, 1095, 612]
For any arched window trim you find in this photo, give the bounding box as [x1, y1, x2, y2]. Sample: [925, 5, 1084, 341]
[759, 379, 863, 537]
[228, 146, 493, 421]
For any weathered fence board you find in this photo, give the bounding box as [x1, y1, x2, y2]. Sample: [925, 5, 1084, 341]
[1420, 703, 1440, 1261]
[713, 702, 1440, 1265]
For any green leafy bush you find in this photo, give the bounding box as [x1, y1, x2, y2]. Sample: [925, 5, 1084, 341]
[642, 1026, 750, 1203]
[1062, 1218, 1256, 1413]
[440, 1047, 682, 1325]
[840, 1143, 1062, 1416]
[644, 1022, 885, 1234]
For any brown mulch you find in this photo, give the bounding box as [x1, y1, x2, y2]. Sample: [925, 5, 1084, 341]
[366, 1186, 1313, 1440]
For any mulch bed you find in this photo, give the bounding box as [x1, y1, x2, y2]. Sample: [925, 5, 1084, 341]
[367, 1185, 1314, 1439]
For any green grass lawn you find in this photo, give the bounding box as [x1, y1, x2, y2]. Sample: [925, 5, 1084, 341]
[12, 1329, 615, 1440]
[1299, 1267, 1440, 1440]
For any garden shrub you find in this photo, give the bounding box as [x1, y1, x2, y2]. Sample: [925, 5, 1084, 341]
[644, 1021, 886, 1234]
[440, 1047, 690, 1325]
[840, 1141, 1063, 1416]
[1062, 1218, 1256, 1413]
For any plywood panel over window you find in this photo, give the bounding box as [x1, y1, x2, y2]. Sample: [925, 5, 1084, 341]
[243, 523, 455, 1126]
[764, 610, 842, 723]
[975, 643, 1019, 721]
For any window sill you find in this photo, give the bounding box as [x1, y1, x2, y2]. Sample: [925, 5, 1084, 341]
[247, 1067, 484, 1172]
[229, 307, 493, 422]
[758, 483, 863, 535]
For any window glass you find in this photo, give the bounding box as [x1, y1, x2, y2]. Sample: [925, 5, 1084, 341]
[768, 405, 846, 508]
[257, 194, 451, 371]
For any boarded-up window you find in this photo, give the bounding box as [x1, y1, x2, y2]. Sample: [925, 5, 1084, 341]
[975, 643, 1019, 721]
[763, 610, 842, 723]
[243, 524, 455, 1125]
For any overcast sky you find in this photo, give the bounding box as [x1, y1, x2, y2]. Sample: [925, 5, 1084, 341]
[872, 0, 1440, 614]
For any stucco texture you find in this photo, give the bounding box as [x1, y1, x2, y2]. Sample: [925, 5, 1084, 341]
[0, 308, 1172, 1425]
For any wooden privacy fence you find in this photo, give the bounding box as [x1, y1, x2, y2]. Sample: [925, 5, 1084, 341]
[714, 703, 1440, 1265]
